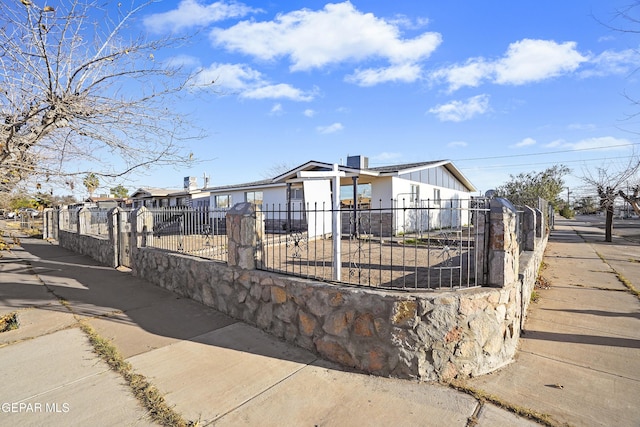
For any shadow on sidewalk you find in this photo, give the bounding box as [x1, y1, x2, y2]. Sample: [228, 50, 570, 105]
[3, 237, 330, 370]
[522, 330, 640, 349]
[541, 308, 640, 320]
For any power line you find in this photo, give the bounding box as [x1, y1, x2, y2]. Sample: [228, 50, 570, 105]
[458, 155, 634, 171]
[451, 142, 639, 163]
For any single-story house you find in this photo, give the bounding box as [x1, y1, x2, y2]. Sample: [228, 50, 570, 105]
[206, 156, 477, 237]
[130, 176, 211, 209]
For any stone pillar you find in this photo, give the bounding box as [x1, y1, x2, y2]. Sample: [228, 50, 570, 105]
[131, 207, 154, 248]
[78, 207, 91, 235]
[107, 207, 120, 266]
[534, 208, 543, 238]
[521, 205, 536, 251]
[226, 202, 263, 270]
[487, 198, 519, 287]
[60, 208, 70, 232]
[42, 208, 53, 239]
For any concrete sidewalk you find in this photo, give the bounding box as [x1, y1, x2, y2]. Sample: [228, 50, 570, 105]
[465, 217, 640, 427]
[0, 217, 638, 426]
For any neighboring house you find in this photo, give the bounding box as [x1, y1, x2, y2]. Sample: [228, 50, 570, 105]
[130, 176, 211, 209]
[85, 196, 131, 209]
[206, 155, 478, 237]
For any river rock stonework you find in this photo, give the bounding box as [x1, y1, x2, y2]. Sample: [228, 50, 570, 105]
[132, 224, 545, 381]
[52, 200, 548, 381]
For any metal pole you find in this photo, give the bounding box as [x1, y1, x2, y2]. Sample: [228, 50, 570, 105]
[352, 176, 358, 237]
[332, 164, 341, 281]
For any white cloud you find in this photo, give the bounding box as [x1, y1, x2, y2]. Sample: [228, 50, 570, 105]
[303, 109, 316, 117]
[372, 152, 402, 161]
[494, 39, 587, 85]
[192, 63, 315, 100]
[545, 139, 565, 148]
[548, 136, 633, 151]
[164, 54, 201, 69]
[144, 0, 257, 34]
[428, 94, 490, 122]
[270, 103, 283, 115]
[447, 141, 468, 148]
[580, 48, 640, 78]
[317, 122, 344, 134]
[242, 83, 314, 101]
[511, 137, 536, 148]
[210, 1, 441, 83]
[432, 39, 588, 91]
[430, 59, 492, 91]
[193, 62, 263, 89]
[567, 123, 596, 131]
[346, 63, 423, 86]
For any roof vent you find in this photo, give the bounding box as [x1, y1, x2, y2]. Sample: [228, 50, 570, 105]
[346, 155, 368, 169]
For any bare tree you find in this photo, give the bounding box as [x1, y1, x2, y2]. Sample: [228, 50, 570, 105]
[619, 185, 640, 216]
[582, 157, 640, 242]
[0, 0, 207, 194]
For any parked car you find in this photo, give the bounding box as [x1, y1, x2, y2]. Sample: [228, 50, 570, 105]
[5, 211, 16, 219]
[18, 208, 39, 217]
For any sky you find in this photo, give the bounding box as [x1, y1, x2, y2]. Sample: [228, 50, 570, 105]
[109, 0, 640, 200]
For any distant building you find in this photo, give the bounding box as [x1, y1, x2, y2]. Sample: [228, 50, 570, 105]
[130, 176, 210, 209]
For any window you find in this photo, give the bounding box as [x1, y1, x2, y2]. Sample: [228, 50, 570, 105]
[245, 191, 263, 206]
[410, 184, 420, 203]
[340, 183, 372, 209]
[433, 188, 441, 206]
[289, 187, 303, 200]
[215, 194, 231, 208]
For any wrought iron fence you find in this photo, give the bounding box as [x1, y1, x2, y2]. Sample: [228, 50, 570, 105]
[257, 198, 489, 291]
[88, 208, 110, 236]
[516, 208, 525, 253]
[145, 207, 229, 262]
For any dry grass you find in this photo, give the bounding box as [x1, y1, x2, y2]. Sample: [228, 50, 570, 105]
[595, 251, 640, 301]
[448, 380, 559, 427]
[78, 321, 196, 427]
[0, 312, 19, 333]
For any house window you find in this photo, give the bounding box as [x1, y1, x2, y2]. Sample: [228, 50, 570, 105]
[289, 187, 303, 200]
[410, 184, 420, 203]
[215, 194, 231, 208]
[245, 191, 263, 206]
[433, 188, 441, 206]
[340, 183, 371, 209]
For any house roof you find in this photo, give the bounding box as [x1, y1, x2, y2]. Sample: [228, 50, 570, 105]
[130, 187, 182, 198]
[203, 158, 477, 193]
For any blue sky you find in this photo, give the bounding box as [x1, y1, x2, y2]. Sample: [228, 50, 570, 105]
[118, 0, 640, 199]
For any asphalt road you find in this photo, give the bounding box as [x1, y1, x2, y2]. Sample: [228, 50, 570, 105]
[572, 214, 640, 243]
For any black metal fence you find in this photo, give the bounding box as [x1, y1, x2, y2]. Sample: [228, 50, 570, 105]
[145, 207, 229, 262]
[257, 199, 489, 291]
[49, 196, 553, 291]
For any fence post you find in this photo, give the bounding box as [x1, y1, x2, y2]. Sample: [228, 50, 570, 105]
[42, 208, 53, 239]
[107, 207, 120, 267]
[131, 207, 154, 249]
[521, 205, 536, 251]
[226, 202, 263, 270]
[78, 207, 90, 235]
[534, 208, 543, 238]
[486, 198, 519, 287]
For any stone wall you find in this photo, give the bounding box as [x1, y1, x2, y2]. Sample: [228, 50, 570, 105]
[58, 230, 117, 267]
[131, 230, 546, 381]
[47, 200, 548, 381]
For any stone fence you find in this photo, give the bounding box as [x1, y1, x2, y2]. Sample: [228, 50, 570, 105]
[43, 198, 548, 381]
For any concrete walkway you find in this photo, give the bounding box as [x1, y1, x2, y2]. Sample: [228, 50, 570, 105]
[0, 217, 638, 426]
[465, 216, 640, 427]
